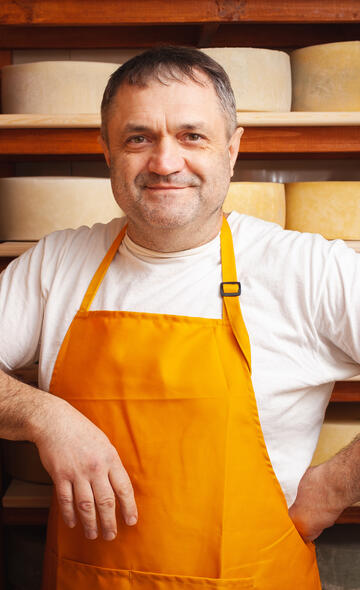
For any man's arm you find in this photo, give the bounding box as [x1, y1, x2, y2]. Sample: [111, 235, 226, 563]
[0, 368, 138, 540]
[289, 434, 360, 542]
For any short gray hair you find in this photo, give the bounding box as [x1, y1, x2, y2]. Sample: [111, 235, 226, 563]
[101, 46, 237, 140]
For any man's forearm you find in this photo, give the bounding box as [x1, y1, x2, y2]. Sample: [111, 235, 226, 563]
[0, 367, 57, 442]
[325, 433, 360, 509]
[289, 434, 360, 542]
[0, 367, 138, 536]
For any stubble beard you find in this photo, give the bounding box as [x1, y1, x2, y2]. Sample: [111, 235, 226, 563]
[111, 172, 207, 230]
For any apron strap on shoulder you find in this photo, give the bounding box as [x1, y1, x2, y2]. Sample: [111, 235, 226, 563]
[80, 224, 127, 312]
[220, 216, 252, 373]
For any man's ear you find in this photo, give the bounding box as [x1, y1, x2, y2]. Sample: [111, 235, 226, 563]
[228, 126, 244, 177]
[99, 135, 111, 168]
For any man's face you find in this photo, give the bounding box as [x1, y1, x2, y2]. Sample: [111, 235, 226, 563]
[101, 72, 242, 248]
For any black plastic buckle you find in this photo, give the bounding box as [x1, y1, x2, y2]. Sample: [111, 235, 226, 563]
[220, 281, 241, 297]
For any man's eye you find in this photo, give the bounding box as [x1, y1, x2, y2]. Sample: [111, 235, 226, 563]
[186, 133, 201, 141]
[128, 136, 146, 144]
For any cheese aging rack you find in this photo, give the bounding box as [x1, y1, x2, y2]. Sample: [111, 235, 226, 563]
[0, 0, 360, 540]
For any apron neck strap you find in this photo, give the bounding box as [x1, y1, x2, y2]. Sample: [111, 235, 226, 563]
[80, 224, 127, 312]
[79, 215, 251, 373]
[220, 216, 252, 373]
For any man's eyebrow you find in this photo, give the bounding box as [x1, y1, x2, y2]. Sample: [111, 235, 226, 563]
[177, 122, 209, 132]
[123, 123, 153, 134]
[122, 122, 210, 134]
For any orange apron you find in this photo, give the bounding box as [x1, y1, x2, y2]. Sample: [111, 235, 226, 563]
[43, 217, 322, 589]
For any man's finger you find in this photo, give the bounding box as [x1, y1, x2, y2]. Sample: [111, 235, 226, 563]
[91, 477, 117, 541]
[56, 479, 77, 529]
[109, 466, 138, 526]
[73, 479, 98, 539]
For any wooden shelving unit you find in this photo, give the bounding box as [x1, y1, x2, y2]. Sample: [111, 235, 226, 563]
[0, 127, 359, 158]
[1, 0, 360, 542]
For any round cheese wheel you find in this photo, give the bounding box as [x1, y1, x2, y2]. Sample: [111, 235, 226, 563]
[285, 182, 360, 239]
[311, 404, 360, 466]
[202, 47, 292, 112]
[1, 61, 119, 114]
[0, 177, 123, 240]
[223, 182, 285, 227]
[291, 41, 360, 111]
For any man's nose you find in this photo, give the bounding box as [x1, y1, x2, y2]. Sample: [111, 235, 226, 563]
[147, 138, 185, 176]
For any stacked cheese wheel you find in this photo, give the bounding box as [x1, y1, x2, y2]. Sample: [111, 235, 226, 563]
[291, 41, 360, 111]
[223, 182, 285, 227]
[285, 182, 360, 242]
[202, 48, 292, 112]
[1, 61, 119, 113]
[311, 404, 360, 466]
[0, 177, 123, 240]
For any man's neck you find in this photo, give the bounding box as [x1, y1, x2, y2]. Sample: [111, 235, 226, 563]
[126, 213, 226, 253]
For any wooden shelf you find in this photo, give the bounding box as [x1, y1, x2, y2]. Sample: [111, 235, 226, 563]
[0, 242, 35, 257]
[1, 0, 359, 26]
[331, 381, 360, 403]
[1, 126, 360, 158]
[1, 507, 48, 526]
[1, 23, 359, 50]
[2, 113, 360, 128]
[336, 505, 360, 525]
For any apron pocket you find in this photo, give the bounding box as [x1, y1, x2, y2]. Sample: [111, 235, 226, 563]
[57, 556, 256, 589]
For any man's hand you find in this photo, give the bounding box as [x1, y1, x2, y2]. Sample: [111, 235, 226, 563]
[33, 395, 138, 541]
[288, 463, 344, 542]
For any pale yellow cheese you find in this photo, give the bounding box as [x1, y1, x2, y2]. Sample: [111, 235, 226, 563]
[223, 182, 285, 227]
[202, 48, 291, 112]
[285, 182, 360, 239]
[1, 61, 119, 114]
[0, 177, 123, 240]
[311, 404, 360, 466]
[291, 41, 360, 111]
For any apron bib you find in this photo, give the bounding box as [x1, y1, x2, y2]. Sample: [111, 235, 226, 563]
[42, 217, 322, 589]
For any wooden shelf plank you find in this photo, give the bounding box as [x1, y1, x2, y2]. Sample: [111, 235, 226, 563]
[0, 0, 359, 25]
[1, 23, 360, 50]
[1, 113, 360, 128]
[1, 126, 360, 157]
[0, 242, 36, 257]
[336, 505, 360, 525]
[331, 382, 360, 403]
[241, 126, 360, 156]
[1, 507, 48, 526]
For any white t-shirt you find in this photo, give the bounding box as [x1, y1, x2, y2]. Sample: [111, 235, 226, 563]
[1, 211, 360, 507]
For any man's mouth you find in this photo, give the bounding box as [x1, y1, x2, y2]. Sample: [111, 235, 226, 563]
[145, 185, 189, 190]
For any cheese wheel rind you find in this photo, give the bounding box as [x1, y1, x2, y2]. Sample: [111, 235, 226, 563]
[291, 41, 360, 112]
[202, 47, 292, 112]
[0, 177, 123, 240]
[311, 404, 360, 466]
[285, 182, 360, 240]
[223, 182, 285, 227]
[1, 61, 119, 114]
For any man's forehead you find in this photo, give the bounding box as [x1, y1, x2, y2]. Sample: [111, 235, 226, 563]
[110, 75, 224, 124]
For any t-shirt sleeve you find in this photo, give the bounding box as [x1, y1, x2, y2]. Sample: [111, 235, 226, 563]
[314, 238, 360, 368]
[0, 239, 48, 372]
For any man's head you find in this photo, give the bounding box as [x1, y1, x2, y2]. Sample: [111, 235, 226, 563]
[100, 46, 243, 251]
[101, 46, 237, 142]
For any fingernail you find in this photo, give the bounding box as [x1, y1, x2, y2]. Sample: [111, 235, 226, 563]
[86, 530, 97, 540]
[104, 532, 116, 541]
[127, 516, 137, 526]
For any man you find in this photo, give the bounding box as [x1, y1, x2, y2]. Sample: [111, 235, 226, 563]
[0, 47, 359, 589]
